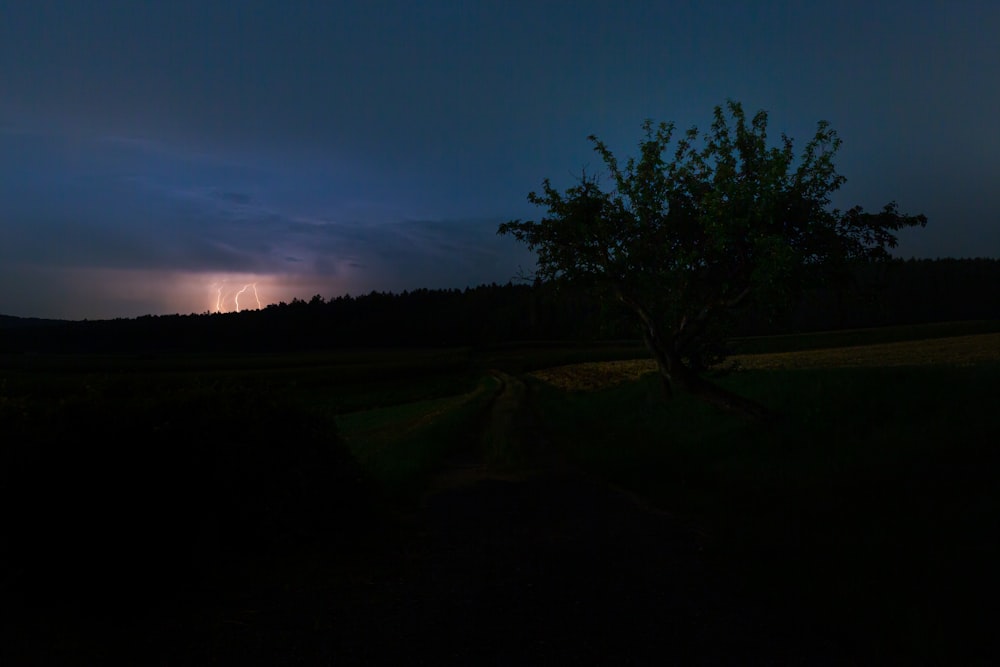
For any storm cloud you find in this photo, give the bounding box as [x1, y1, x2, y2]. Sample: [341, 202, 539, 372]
[1, 1, 998, 318]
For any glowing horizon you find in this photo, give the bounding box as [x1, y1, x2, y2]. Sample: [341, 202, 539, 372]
[212, 281, 263, 313]
[0, 266, 357, 320]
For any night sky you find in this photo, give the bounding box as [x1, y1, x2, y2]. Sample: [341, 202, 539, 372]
[2, 1, 998, 320]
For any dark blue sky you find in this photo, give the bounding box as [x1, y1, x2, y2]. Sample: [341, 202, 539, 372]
[2, 1, 998, 319]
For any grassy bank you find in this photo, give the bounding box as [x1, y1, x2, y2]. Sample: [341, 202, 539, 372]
[336, 374, 502, 499]
[3, 325, 998, 661]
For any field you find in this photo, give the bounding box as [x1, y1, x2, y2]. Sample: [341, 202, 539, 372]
[528, 331, 1000, 663]
[1, 321, 998, 663]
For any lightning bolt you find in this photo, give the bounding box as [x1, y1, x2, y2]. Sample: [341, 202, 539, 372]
[209, 280, 264, 313]
[234, 284, 251, 312]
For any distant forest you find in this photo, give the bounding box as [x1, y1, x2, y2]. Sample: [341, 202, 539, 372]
[1, 258, 998, 353]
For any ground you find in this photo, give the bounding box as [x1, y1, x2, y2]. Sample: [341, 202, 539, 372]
[4, 372, 857, 666]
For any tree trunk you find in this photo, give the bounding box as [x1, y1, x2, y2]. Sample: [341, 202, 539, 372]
[670, 356, 778, 422]
[619, 288, 777, 422]
[641, 329, 675, 399]
[648, 331, 777, 422]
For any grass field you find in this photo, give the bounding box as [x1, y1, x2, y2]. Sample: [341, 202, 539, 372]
[531, 330, 1000, 390]
[329, 321, 1000, 661]
[1, 319, 998, 662]
[525, 327, 1000, 662]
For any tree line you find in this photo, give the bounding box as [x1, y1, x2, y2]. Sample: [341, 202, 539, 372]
[1, 258, 998, 354]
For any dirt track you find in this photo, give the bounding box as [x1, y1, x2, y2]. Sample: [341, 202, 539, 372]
[321, 372, 853, 665]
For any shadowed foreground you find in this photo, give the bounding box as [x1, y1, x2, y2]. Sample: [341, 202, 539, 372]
[2, 374, 852, 665]
[147, 472, 850, 665]
[383, 472, 848, 665]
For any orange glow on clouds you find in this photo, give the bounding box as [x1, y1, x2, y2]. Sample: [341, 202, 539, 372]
[211, 280, 262, 313]
[2, 266, 350, 320]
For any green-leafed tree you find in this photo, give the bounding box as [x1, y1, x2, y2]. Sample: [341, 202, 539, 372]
[499, 100, 926, 419]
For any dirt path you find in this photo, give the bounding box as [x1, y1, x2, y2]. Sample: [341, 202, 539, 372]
[338, 372, 853, 665]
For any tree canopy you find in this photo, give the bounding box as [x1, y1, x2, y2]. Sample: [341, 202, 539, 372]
[499, 100, 927, 418]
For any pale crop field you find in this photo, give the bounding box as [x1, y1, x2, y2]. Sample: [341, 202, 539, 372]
[531, 332, 1000, 392]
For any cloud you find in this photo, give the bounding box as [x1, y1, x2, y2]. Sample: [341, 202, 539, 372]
[8, 1, 995, 319]
[0, 127, 534, 318]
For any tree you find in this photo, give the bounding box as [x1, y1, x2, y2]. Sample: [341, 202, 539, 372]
[499, 100, 926, 419]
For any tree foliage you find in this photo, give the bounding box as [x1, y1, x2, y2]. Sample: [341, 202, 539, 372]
[499, 100, 927, 418]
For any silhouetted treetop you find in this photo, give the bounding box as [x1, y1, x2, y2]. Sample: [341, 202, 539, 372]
[499, 100, 927, 418]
